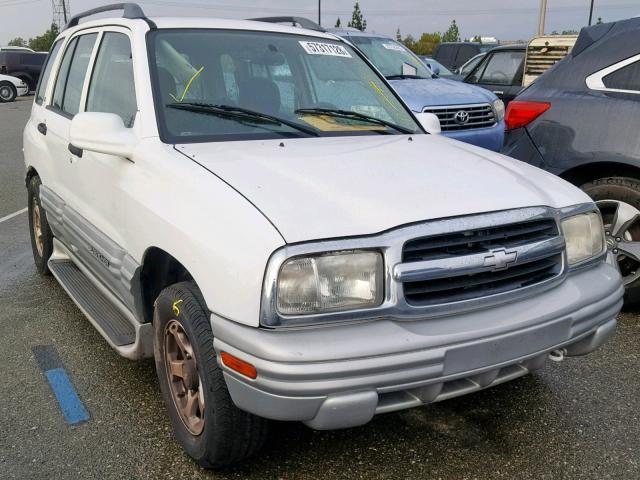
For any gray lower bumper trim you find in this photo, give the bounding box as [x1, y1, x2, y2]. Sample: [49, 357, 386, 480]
[213, 263, 623, 430]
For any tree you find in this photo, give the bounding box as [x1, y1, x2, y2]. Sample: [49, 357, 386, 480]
[335, 17, 341, 28]
[347, 2, 367, 32]
[28, 23, 59, 52]
[402, 34, 416, 51]
[442, 19, 460, 42]
[396, 28, 402, 42]
[8, 37, 27, 47]
[413, 32, 442, 55]
[596, 16, 603, 24]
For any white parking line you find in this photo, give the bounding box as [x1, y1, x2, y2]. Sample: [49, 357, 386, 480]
[0, 208, 27, 224]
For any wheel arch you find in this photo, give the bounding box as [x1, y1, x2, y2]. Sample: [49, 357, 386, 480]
[560, 161, 640, 187]
[25, 166, 40, 187]
[136, 247, 204, 324]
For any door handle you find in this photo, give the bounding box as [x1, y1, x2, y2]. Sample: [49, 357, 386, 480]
[68, 143, 83, 158]
[493, 90, 504, 96]
[37, 123, 47, 135]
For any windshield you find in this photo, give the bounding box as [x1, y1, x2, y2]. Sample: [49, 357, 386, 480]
[347, 36, 432, 78]
[149, 30, 421, 143]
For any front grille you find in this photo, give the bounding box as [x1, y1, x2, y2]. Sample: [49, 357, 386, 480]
[525, 45, 571, 76]
[422, 103, 496, 131]
[400, 219, 562, 306]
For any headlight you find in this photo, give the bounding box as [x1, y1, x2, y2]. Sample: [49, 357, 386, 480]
[561, 212, 605, 265]
[493, 99, 505, 122]
[277, 250, 383, 315]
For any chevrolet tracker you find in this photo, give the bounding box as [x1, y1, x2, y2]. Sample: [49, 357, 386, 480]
[23, 3, 623, 467]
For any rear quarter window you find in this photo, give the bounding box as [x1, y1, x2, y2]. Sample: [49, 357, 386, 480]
[603, 60, 640, 92]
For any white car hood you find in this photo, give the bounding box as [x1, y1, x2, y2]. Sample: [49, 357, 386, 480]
[177, 134, 591, 243]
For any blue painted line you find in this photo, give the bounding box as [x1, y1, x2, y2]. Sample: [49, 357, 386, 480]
[44, 368, 90, 425]
[32, 345, 90, 426]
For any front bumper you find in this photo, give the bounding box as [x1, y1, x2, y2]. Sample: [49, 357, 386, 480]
[212, 262, 622, 430]
[16, 85, 29, 97]
[442, 120, 505, 152]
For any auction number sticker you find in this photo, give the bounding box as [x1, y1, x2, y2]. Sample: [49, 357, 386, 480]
[299, 41, 352, 58]
[382, 42, 405, 51]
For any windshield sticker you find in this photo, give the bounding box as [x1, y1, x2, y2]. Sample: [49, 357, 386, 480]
[299, 41, 352, 58]
[382, 42, 405, 52]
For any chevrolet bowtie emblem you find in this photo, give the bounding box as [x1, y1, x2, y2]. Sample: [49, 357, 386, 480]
[483, 248, 518, 270]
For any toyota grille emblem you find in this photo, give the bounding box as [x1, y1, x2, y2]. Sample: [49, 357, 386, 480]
[454, 110, 470, 125]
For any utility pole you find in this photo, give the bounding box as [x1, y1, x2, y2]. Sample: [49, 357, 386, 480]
[588, 0, 595, 25]
[318, 0, 321, 26]
[537, 0, 547, 36]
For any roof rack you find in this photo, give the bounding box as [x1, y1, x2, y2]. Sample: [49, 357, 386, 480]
[65, 2, 155, 30]
[249, 16, 326, 32]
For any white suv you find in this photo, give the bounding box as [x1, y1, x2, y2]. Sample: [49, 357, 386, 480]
[24, 3, 623, 467]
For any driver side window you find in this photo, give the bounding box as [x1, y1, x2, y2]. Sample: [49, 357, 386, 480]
[476, 51, 524, 85]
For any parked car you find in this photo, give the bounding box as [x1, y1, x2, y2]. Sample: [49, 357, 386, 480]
[0, 50, 47, 91]
[0, 73, 29, 102]
[433, 41, 496, 71]
[503, 17, 640, 303]
[327, 28, 505, 151]
[463, 44, 526, 105]
[26, 3, 622, 468]
[418, 55, 460, 80]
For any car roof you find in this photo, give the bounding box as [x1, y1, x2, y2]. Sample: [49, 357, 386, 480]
[327, 28, 392, 40]
[485, 44, 526, 52]
[62, 16, 341, 41]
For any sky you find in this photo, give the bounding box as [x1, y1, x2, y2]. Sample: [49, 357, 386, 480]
[1, 0, 639, 45]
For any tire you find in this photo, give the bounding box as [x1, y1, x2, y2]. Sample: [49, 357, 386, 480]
[153, 281, 268, 468]
[0, 81, 17, 103]
[27, 176, 54, 275]
[581, 176, 640, 307]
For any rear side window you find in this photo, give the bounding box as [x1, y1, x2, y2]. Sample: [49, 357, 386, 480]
[51, 33, 97, 116]
[35, 40, 63, 105]
[603, 60, 640, 92]
[86, 32, 137, 127]
[455, 45, 479, 66]
[436, 45, 456, 65]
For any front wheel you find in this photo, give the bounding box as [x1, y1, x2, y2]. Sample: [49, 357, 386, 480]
[581, 177, 640, 307]
[153, 282, 268, 468]
[0, 81, 17, 103]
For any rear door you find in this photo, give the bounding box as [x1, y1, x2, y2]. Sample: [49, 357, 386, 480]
[465, 49, 525, 104]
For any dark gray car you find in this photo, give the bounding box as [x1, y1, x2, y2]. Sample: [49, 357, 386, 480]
[503, 17, 640, 304]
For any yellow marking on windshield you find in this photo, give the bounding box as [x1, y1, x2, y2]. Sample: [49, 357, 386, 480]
[170, 66, 205, 103]
[369, 81, 400, 112]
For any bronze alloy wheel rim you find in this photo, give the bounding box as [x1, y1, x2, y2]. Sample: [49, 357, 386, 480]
[32, 197, 44, 257]
[164, 319, 205, 435]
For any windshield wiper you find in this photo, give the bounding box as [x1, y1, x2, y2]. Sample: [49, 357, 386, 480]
[295, 108, 415, 134]
[167, 102, 319, 137]
[385, 74, 429, 80]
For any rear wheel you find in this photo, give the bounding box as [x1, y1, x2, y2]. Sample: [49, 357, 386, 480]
[153, 282, 268, 467]
[581, 177, 640, 307]
[0, 81, 17, 103]
[27, 176, 53, 275]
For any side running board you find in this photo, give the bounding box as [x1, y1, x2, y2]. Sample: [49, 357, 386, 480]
[49, 239, 153, 359]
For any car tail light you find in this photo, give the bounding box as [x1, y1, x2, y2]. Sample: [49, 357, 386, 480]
[505, 101, 551, 130]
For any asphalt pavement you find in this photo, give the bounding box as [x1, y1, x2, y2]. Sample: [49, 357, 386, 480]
[1, 97, 639, 480]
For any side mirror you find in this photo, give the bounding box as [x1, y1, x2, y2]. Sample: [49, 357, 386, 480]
[431, 64, 441, 76]
[415, 112, 441, 135]
[69, 112, 138, 159]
